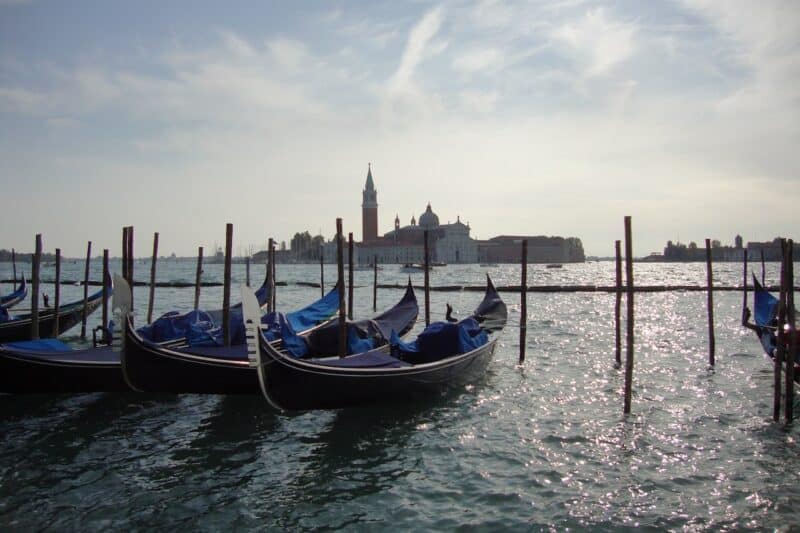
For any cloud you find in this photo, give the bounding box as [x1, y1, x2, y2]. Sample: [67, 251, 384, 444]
[552, 8, 636, 77]
[452, 48, 502, 73]
[219, 30, 256, 58]
[458, 90, 497, 113]
[266, 37, 309, 71]
[388, 6, 445, 93]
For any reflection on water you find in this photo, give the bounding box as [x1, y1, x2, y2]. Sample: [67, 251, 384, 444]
[0, 262, 799, 529]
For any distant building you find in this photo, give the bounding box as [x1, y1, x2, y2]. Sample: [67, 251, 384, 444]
[362, 164, 378, 243]
[318, 166, 584, 264]
[478, 236, 585, 264]
[662, 235, 787, 262]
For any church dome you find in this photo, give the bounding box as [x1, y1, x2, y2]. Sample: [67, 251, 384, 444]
[419, 203, 440, 229]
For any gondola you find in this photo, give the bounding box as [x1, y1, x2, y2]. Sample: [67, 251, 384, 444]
[0, 272, 270, 393]
[0, 277, 27, 309]
[744, 277, 799, 382]
[0, 274, 112, 343]
[246, 275, 507, 411]
[121, 278, 418, 394]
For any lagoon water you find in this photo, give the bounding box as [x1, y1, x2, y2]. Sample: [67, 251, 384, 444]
[1, 259, 798, 530]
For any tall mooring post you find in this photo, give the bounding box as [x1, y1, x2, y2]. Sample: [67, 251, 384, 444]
[222, 223, 233, 347]
[147, 233, 159, 324]
[705, 239, 715, 366]
[773, 239, 787, 422]
[336, 218, 346, 358]
[31, 234, 42, 340]
[194, 247, 203, 310]
[614, 240, 622, 367]
[52, 248, 61, 337]
[519, 239, 528, 365]
[102, 249, 109, 343]
[623, 216, 634, 415]
[424, 229, 430, 327]
[373, 255, 378, 313]
[80, 241, 92, 339]
[784, 240, 795, 424]
[348, 232, 354, 320]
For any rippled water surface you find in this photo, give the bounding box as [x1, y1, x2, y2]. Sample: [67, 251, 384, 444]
[1, 260, 798, 530]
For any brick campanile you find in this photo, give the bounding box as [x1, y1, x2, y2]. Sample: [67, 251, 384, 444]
[362, 164, 378, 243]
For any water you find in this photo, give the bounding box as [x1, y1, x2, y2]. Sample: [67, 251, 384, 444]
[1, 260, 798, 530]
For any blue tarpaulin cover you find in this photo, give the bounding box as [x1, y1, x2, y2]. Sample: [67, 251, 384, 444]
[4, 338, 74, 352]
[138, 287, 339, 348]
[753, 276, 778, 327]
[391, 317, 488, 364]
[138, 310, 217, 344]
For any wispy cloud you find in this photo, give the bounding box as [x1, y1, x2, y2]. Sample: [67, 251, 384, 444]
[452, 48, 502, 73]
[552, 8, 636, 77]
[388, 6, 445, 93]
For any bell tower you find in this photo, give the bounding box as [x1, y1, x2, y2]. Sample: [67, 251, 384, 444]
[362, 163, 378, 243]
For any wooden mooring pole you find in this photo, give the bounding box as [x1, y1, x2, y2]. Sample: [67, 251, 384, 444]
[11, 248, 16, 285]
[784, 240, 795, 424]
[424, 229, 430, 327]
[102, 249, 109, 343]
[127, 226, 134, 318]
[519, 239, 528, 365]
[80, 241, 91, 339]
[266, 238, 274, 314]
[348, 232, 354, 320]
[336, 218, 346, 358]
[147, 233, 158, 324]
[245, 255, 250, 287]
[271, 240, 277, 312]
[773, 240, 787, 422]
[761, 249, 766, 285]
[320, 245, 324, 298]
[373, 255, 378, 313]
[615, 240, 622, 367]
[194, 246, 203, 310]
[705, 238, 715, 366]
[122, 227, 128, 283]
[222, 223, 233, 347]
[623, 216, 634, 414]
[741, 249, 748, 326]
[52, 248, 61, 337]
[31, 234, 42, 340]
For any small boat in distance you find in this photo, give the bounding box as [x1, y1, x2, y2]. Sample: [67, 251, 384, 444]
[546, 263, 563, 269]
[400, 263, 430, 272]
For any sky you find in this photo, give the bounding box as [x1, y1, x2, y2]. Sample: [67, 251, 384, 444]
[0, 0, 798, 258]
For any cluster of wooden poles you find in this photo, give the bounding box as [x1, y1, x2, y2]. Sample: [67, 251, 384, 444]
[606, 217, 796, 421]
[8, 216, 796, 421]
[20, 234, 106, 343]
[755, 239, 796, 423]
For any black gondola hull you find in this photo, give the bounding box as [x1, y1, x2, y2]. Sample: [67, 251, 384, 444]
[0, 288, 107, 343]
[121, 283, 417, 395]
[0, 346, 127, 393]
[122, 328, 258, 394]
[260, 340, 497, 410]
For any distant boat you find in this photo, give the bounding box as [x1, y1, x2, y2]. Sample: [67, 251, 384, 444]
[400, 263, 430, 273]
[546, 263, 563, 269]
[480, 263, 499, 268]
[352, 265, 383, 271]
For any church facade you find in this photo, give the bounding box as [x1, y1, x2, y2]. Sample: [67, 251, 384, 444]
[354, 166, 479, 264]
[322, 166, 584, 265]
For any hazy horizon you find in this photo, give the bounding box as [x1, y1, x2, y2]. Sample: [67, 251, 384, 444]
[1, 1, 798, 258]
